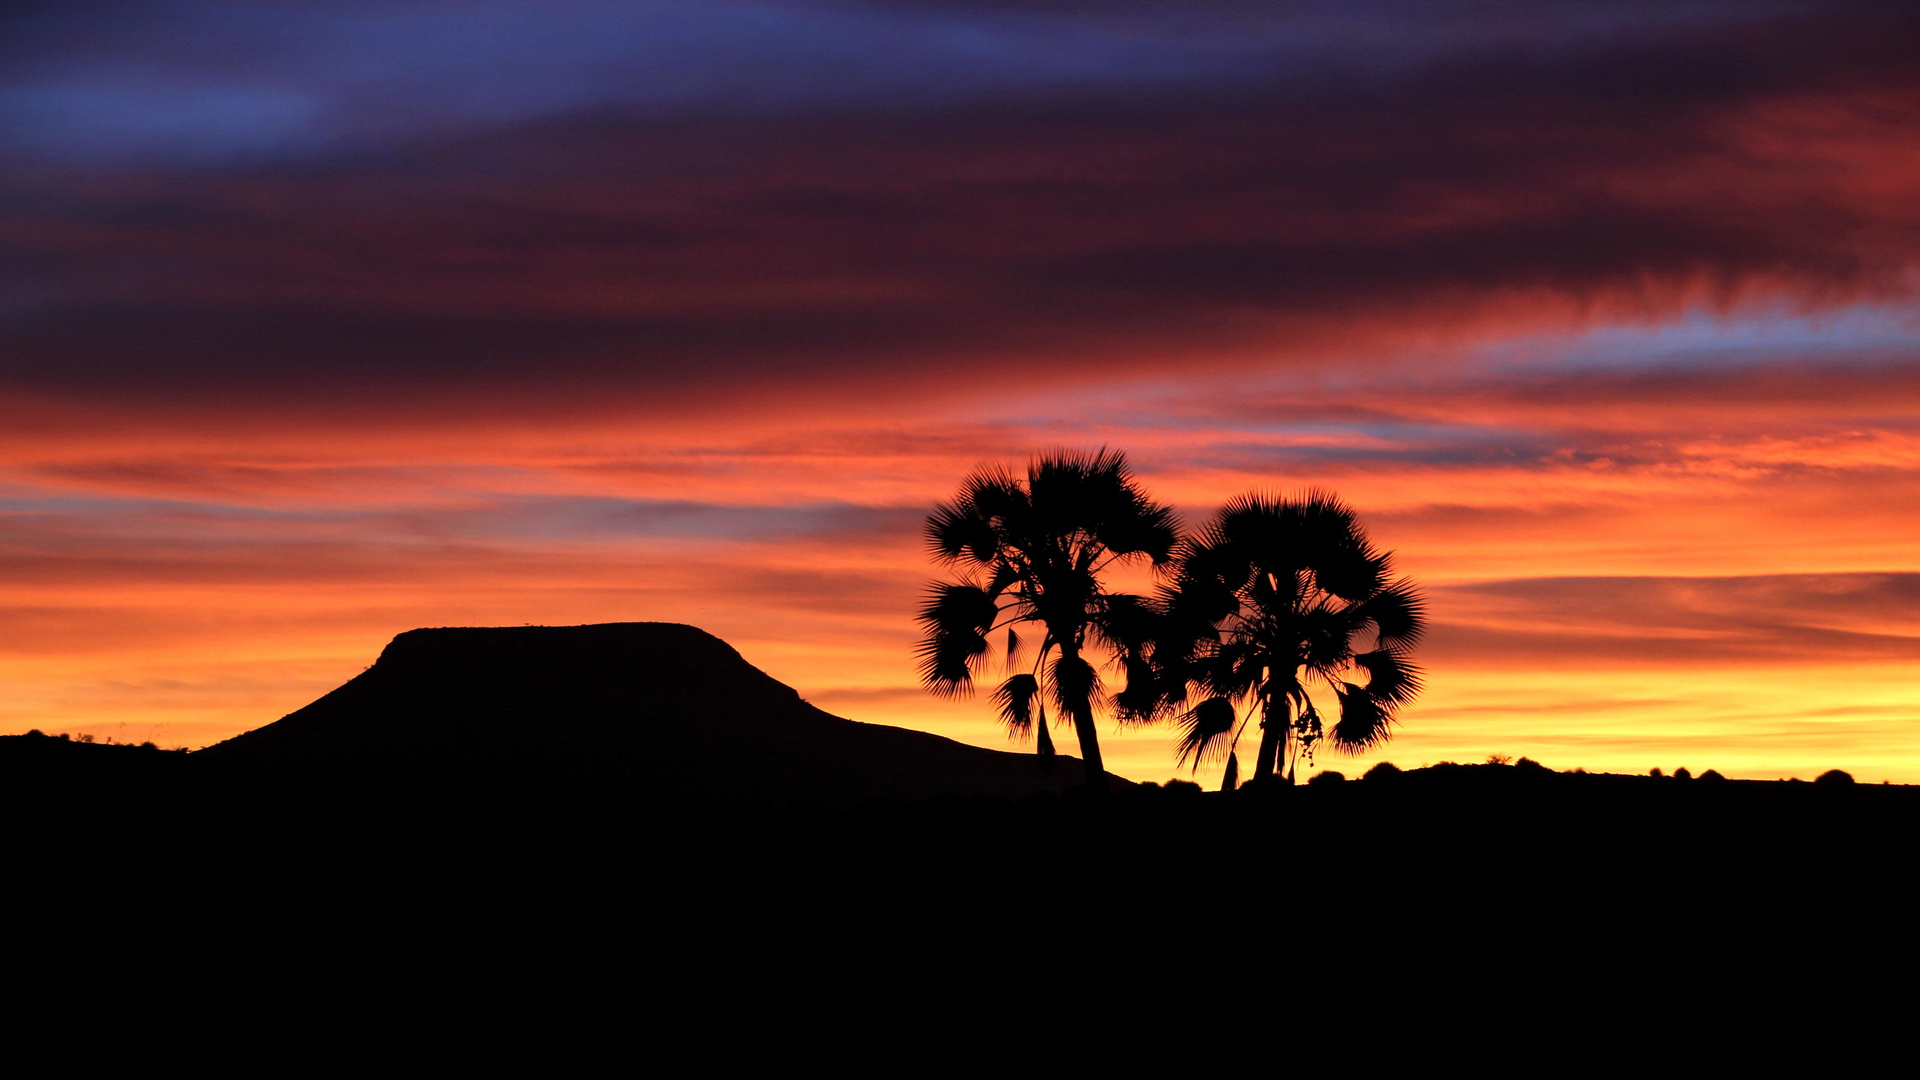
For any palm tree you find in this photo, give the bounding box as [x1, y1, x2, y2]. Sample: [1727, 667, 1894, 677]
[916, 448, 1178, 795]
[1157, 491, 1423, 788]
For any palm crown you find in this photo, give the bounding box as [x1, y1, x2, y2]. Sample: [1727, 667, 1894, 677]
[917, 448, 1178, 792]
[1157, 491, 1424, 787]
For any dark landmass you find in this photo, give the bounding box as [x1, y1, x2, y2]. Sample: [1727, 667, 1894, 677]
[7, 624, 1914, 971]
[9, 729, 1914, 886]
[8, 730, 1914, 991]
[195, 622, 1117, 805]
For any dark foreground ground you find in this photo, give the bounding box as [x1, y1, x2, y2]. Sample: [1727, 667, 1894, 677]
[13, 733, 1906, 1052]
[12, 730, 1920, 1050]
[10, 732, 1913, 924]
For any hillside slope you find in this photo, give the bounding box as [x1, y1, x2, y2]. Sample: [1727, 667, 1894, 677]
[198, 622, 1111, 804]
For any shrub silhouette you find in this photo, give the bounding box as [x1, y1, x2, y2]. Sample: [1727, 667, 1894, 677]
[1363, 761, 1402, 782]
[1307, 770, 1346, 786]
[1816, 769, 1855, 786]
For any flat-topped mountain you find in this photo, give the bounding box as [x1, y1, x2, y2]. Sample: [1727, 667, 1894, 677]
[198, 622, 1112, 804]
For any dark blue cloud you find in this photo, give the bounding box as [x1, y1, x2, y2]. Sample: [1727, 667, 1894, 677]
[0, 0, 1820, 165]
[0, 0, 1914, 415]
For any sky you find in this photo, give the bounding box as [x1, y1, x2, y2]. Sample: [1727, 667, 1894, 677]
[2, 0, 1917, 784]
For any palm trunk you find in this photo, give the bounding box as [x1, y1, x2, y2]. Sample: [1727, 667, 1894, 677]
[1252, 688, 1290, 785]
[1069, 698, 1107, 797]
[1059, 640, 1109, 797]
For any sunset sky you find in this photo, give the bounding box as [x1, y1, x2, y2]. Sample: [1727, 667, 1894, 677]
[3, 0, 1917, 784]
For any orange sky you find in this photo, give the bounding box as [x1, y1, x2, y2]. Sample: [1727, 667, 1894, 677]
[5, 302, 1916, 783]
[2, 1, 1917, 784]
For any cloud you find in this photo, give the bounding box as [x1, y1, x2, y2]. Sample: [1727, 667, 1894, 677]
[1429, 573, 1920, 666]
[3, 1, 1813, 165]
[0, 1, 1914, 426]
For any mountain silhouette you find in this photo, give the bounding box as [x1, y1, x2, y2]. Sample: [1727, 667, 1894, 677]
[199, 622, 1117, 804]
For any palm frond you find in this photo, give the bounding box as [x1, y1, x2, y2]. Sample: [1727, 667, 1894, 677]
[1048, 652, 1102, 727]
[914, 581, 998, 695]
[1026, 447, 1115, 542]
[1087, 592, 1159, 654]
[1096, 473, 1180, 564]
[1111, 651, 1170, 726]
[1217, 493, 1306, 583]
[1353, 647, 1423, 705]
[987, 560, 1025, 599]
[1291, 492, 1370, 595]
[1330, 681, 1395, 751]
[1358, 578, 1425, 646]
[1159, 579, 1237, 638]
[992, 673, 1042, 737]
[1147, 612, 1216, 694]
[926, 498, 995, 566]
[963, 465, 1027, 526]
[1174, 695, 1239, 770]
[1219, 490, 1370, 598]
[1111, 501, 1181, 565]
[1200, 638, 1263, 700]
[1312, 542, 1385, 603]
[1300, 602, 1360, 671]
[926, 465, 1023, 564]
[1021, 447, 1178, 565]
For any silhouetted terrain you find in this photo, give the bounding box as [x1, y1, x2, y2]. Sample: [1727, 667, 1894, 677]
[8, 628, 1915, 974]
[195, 622, 1117, 805]
[11, 730, 1914, 880]
[9, 729, 1914, 993]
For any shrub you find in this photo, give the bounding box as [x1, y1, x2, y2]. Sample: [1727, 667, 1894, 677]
[1815, 769, 1855, 786]
[1673, 767, 1692, 780]
[1307, 771, 1346, 786]
[1363, 762, 1403, 781]
[1699, 769, 1725, 782]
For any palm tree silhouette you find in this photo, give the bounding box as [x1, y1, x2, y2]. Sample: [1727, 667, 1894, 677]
[1157, 492, 1423, 788]
[917, 449, 1178, 795]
